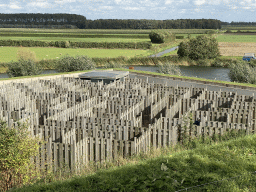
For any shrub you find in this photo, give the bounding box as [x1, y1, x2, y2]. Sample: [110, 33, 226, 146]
[228, 61, 256, 84]
[211, 58, 238, 67]
[0, 120, 41, 191]
[177, 35, 220, 60]
[102, 61, 123, 69]
[176, 36, 184, 39]
[55, 55, 96, 72]
[196, 59, 210, 66]
[17, 47, 37, 62]
[7, 59, 43, 77]
[149, 30, 175, 43]
[157, 61, 181, 76]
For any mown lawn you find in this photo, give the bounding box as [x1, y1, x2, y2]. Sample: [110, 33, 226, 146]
[0, 36, 150, 42]
[0, 47, 149, 63]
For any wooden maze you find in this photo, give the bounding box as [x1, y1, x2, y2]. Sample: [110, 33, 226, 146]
[0, 75, 256, 172]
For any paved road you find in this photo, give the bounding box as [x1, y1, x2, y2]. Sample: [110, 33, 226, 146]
[130, 73, 256, 97]
[148, 46, 179, 57]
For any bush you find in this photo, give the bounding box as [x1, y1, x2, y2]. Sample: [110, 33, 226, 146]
[157, 61, 181, 76]
[55, 55, 96, 72]
[228, 61, 256, 84]
[0, 120, 40, 191]
[177, 35, 220, 60]
[149, 30, 175, 43]
[211, 58, 238, 67]
[196, 59, 210, 66]
[102, 61, 123, 69]
[17, 47, 37, 62]
[175, 36, 184, 39]
[7, 59, 43, 77]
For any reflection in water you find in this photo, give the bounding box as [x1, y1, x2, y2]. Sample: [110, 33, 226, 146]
[0, 66, 230, 82]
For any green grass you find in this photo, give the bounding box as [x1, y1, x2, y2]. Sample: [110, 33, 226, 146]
[0, 36, 150, 42]
[0, 47, 149, 63]
[11, 131, 256, 192]
[0, 28, 213, 34]
[217, 34, 256, 42]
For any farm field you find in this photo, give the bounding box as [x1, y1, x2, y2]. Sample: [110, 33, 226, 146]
[218, 42, 256, 56]
[0, 47, 149, 63]
[217, 34, 256, 42]
[0, 36, 149, 43]
[0, 28, 211, 34]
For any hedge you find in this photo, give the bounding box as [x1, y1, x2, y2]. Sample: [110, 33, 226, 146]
[0, 40, 152, 49]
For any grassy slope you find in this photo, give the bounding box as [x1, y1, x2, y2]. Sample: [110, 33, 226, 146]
[11, 133, 256, 192]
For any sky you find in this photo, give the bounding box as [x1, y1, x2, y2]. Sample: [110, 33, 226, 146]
[0, 0, 256, 22]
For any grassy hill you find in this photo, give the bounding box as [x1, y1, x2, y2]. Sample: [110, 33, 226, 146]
[10, 131, 256, 192]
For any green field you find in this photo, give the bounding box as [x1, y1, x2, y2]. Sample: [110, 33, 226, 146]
[0, 28, 212, 34]
[0, 47, 149, 63]
[0, 36, 149, 43]
[217, 34, 256, 42]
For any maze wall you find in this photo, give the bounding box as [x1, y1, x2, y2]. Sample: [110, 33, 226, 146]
[0, 75, 255, 172]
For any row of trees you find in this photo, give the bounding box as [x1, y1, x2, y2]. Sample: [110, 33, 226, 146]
[0, 13, 87, 29]
[0, 14, 221, 29]
[221, 21, 256, 26]
[84, 19, 221, 29]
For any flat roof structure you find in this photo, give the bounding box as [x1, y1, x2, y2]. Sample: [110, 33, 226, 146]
[78, 70, 129, 84]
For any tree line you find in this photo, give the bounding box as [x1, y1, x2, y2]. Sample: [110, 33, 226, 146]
[85, 19, 222, 29]
[0, 13, 87, 29]
[0, 14, 222, 29]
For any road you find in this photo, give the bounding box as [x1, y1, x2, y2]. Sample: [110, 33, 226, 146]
[148, 46, 179, 57]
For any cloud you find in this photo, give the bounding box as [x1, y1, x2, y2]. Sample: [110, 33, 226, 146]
[9, 2, 22, 9]
[100, 6, 113, 10]
[123, 7, 142, 10]
[55, 0, 77, 4]
[165, 0, 174, 4]
[194, 0, 206, 6]
[27, 1, 51, 8]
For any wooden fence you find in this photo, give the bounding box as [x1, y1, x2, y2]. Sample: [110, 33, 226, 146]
[1, 75, 256, 191]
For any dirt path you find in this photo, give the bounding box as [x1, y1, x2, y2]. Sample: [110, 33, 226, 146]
[219, 42, 256, 56]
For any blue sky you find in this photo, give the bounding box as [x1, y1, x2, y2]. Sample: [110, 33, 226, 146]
[0, 0, 256, 22]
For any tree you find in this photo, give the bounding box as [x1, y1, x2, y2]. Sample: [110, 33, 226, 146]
[177, 35, 220, 60]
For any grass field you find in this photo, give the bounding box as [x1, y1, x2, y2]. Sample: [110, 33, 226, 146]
[0, 47, 149, 63]
[0, 28, 212, 34]
[217, 34, 256, 42]
[0, 36, 149, 42]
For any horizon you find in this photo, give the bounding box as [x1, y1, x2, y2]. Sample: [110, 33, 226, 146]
[0, 0, 255, 23]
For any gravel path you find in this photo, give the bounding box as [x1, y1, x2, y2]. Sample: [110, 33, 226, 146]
[148, 46, 179, 57]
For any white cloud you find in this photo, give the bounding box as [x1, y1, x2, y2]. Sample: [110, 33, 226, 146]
[194, 0, 206, 6]
[100, 6, 113, 9]
[55, 0, 77, 4]
[165, 0, 174, 5]
[27, 1, 51, 8]
[123, 6, 142, 10]
[9, 2, 22, 9]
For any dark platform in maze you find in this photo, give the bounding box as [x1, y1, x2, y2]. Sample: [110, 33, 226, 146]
[78, 70, 129, 84]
